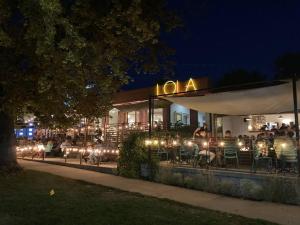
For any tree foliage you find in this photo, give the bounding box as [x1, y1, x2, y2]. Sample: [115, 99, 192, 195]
[275, 52, 300, 79]
[0, 0, 179, 128]
[217, 69, 266, 87]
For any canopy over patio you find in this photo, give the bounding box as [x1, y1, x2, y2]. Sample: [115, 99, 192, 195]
[162, 81, 300, 115]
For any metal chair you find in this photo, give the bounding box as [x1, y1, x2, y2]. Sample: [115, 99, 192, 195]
[252, 140, 273, 173]
[223, 140, 239, 168]
[157, 147, 169, 161]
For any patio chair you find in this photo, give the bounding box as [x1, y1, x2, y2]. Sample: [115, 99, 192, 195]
[190, 144, 200, 167]
[157, 147, 169, 161]
[223, 140, 239, 168]
[251, 141, 273, 173]
[179, 145, 192, 163]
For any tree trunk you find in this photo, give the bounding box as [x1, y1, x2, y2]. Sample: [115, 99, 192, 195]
[0, 111, 20, 172]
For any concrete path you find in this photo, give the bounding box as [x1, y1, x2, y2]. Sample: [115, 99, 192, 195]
[19, 160, 300, 225]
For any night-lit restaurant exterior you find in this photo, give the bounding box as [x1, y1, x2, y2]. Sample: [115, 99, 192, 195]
[17, 76, 300, 177]
[101, 77, 300, 151]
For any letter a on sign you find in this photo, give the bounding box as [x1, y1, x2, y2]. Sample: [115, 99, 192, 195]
[185, 78, 197, 92]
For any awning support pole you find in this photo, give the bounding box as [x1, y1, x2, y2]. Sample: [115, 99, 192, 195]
[148, 95, 153, 173]
[148, 95, 152, 138]
[292, 74, 300, 175]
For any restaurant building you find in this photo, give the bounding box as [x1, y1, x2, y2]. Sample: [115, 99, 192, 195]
[28, 77, 300, 147]
[109, 77, 209, 126]
[100, 77, 210, 145]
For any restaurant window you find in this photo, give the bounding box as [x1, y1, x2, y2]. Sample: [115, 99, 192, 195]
[215, 117, 223, 137]
[175, 112, 182, 123]
[153, 108, 163, 123]
[182, 113, 188, 124]
[109, 108, 119, 125]
[174, 112, 189, 125]
[127, 111, 136, 125]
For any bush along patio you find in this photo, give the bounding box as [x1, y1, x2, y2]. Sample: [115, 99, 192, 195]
[117, 133, 300, 206]
[117, 133, 159, 179]
[155, 167, 300, 205]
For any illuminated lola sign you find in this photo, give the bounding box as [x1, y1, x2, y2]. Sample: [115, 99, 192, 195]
[156, 78, 198, 95]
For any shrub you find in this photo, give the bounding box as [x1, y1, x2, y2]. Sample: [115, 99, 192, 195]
[240, 179, 264, 200]
[156, 169, 184, 186]
[117, 133, 159, 179]
[261, 177, 299, 204]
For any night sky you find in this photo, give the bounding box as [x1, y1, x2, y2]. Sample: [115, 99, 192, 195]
[125, 0, 300, 90]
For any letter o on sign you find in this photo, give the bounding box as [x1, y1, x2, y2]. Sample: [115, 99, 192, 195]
[163, 81, 177, 94]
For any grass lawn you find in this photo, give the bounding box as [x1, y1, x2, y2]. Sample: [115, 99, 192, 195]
[0, 170, 276, 225]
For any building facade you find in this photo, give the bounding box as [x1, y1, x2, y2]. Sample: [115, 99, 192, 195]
[100, 77, 210, 145]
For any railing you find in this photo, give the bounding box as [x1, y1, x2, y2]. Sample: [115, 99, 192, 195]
[102, 122, 198, 147]
[144, 136, 299, 174]
[16, 143, 119, 166]
[103, 122, 149, 147]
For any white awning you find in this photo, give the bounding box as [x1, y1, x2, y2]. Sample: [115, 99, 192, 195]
[162, 81, 300, 115]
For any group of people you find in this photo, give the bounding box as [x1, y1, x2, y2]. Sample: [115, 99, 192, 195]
[191, 124, 235, 164]
[25, 133, 105, 162]
[187, 122, 298, 165]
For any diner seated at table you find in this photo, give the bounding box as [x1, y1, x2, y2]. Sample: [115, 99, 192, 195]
[193, 128, 215, 163]
[88, 149, 98, 164]
[60, 137, 72, 150]
[274, 131, 296, 159]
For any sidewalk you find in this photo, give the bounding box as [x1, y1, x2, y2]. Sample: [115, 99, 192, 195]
[19, 159, 300, 225]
